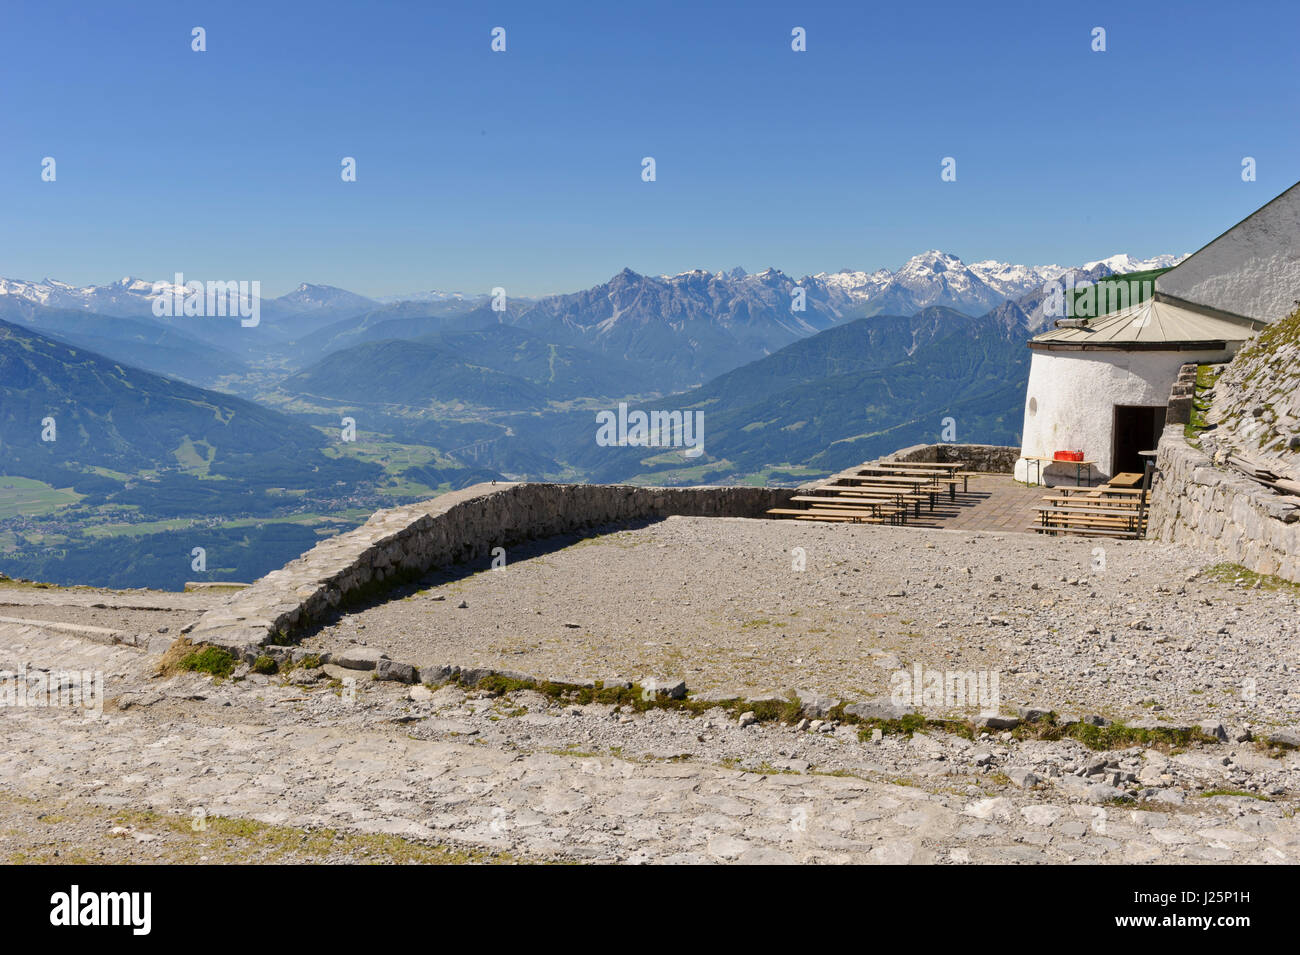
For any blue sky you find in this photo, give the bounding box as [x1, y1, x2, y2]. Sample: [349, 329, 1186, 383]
[2, 0, 1297, 297]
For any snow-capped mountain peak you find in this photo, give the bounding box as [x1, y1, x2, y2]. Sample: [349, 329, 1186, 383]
[0, 250, 1188, 326]
[1080, 252, 1183, 274]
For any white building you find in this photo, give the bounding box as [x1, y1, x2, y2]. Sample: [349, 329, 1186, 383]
[1014, 181, 1300, 485]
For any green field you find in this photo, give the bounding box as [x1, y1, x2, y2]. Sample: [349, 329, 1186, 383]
[0, 477, 84, 519]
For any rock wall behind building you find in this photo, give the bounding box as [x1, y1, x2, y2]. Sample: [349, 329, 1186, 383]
[1150, 432, 1300, 583]
[1201, 306, 1300, 470]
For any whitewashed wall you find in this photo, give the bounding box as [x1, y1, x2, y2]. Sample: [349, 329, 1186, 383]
[1156, 182, 1300, 324]
[1013, 348, 1230, 483]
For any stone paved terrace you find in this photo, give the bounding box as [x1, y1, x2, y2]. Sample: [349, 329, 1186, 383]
[303, 514, 1300, 733]
[889, 473, 1044, 533]
[4, 562, 1300, 865]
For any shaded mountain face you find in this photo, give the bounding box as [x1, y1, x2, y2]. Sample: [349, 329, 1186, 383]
[0, 318, 375, 494]
[257, 283, 380, 340]
[0, 297, 246, 387]
[551, 305, 1032, 484]
[280, 300, 498, 365]
[0, 278, 378, 355]
[280, 339, 550, 409]
[280, 324, 660, 408]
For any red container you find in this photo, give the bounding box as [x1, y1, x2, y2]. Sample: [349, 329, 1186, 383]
[1053, 450, 1084, 461]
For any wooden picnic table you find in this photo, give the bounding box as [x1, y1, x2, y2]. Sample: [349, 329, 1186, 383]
[812, 486, 932, 516]
[849, 470, 960, 500]
[1023, 455, 1097, 488]
[852, 469, 941, 481]
[1052, 486, 1145, 496]
[880, 461, 971, 491]
[767, 508, 897, 525]
[1037, 504, 1143, 532]
[1041, 496, 1142, 508]
[792, 494, 901, 516]
[883, 461, 966, 471]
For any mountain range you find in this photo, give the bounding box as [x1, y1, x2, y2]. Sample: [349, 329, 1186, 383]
[0, 248, 1183, 340]
[0, 249, 1179, 588]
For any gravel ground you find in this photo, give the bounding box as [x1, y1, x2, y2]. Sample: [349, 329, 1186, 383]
[4, 525, 1300, 865]
[304, 516, 1300, 733]
[3, 620, 1299, 864]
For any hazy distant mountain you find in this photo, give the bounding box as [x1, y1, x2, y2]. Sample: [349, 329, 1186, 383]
[560, 304, 1033, 484]
[280, 324, 660, 408]
[0, 317, 373, 491]
[0, 275, 184, 316]
[0, 277, 377, 347]
[374, 290, 490, 305]
[260, 283, 379, 338]
[1, 251, 1184, 382]
[273, 283, 375, 315]
[0, 296, 246, 386]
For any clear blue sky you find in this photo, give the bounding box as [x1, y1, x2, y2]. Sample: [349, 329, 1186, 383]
[2, 0, 1297, 297]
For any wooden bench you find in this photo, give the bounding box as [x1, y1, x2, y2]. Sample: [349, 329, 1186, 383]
[1031, 523, 1139, 538]
[1034, 502, 1146, 538]
[1052, 486, 1145, 498]
[766, 507, 897, 524]
[795, 494, 913, 521]
[819, 485, 935, 515]
[819, 483, 937, 503]
[791, 494, 907, 516]
[852, 467, 967, 501]
[847, 472, 960, 500]
[882, 460, 970, 492]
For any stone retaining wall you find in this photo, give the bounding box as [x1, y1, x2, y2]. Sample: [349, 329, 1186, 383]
[185, 481, 796, 656]
[1149, 425, 1300, 582]
[883, 443, 1020, 473]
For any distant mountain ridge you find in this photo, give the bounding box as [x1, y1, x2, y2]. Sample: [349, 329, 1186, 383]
[0, 250, 1184, 321]
[0, 251, 1185, 392]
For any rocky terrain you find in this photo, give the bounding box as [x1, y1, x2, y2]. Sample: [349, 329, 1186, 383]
[306, 517, 1300, 737]
[3, 516, 1300, 865]
[1202, 305, 1300, 474]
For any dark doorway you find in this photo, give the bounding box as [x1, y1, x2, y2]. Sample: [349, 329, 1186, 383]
[1112, 405, 1166, 476]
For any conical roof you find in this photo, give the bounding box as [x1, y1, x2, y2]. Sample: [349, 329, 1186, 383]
[1031, 297, 1260, 350]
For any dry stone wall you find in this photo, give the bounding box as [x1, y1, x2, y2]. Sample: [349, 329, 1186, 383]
[185, 481, 795, 657]
[878, 443, 1020, 473]
[1149, 426, 1300, 582]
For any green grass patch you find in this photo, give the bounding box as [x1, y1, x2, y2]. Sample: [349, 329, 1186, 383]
[1185, 364, 1218, 442]
[177, 646, 237, 679]
[1202, 562, 1300, 595]
[0, 476, 84, 519]
[1023, 717, 1215, 750]
[1200, 789, 1271, 801]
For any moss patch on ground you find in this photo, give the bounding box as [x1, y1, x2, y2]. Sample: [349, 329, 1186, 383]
[1203, 562, 1300, 595]
[0, 793, 524, 864]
